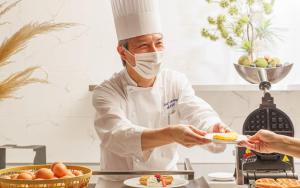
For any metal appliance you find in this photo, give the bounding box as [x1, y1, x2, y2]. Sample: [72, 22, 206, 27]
[234, 64, 297, 187]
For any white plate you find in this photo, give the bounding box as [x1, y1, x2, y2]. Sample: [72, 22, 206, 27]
[204, 133, 247, 144]
[124, 177, 189, 188]
[208, 172, 234, 181]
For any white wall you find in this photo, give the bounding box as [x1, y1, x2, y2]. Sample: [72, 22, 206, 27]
[159, 0, 300, 85]
[0, 0, 299, 163]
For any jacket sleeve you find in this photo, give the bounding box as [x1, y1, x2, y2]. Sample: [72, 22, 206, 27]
[176, 74, 222, 132]
[92, 85, 151, 161]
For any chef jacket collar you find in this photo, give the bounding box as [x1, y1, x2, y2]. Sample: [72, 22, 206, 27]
[123, 68, 162, 90]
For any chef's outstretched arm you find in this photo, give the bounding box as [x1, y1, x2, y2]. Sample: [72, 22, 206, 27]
[239, 130, 300, 158]
[141, 124, 211, 151]
[175, 73, 230, 133]
[93, 86, 211, 162]
[175, 73, 231, 153]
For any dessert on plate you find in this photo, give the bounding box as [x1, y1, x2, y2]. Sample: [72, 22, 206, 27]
[139, 173, 173, 187]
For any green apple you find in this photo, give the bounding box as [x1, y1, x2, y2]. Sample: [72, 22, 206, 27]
[254, 58, 268, 68]
[238, 55, 252, 66]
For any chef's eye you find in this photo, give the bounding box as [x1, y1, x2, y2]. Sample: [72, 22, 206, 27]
[138, 44, 148, 48]
[156, 41, 164, 46]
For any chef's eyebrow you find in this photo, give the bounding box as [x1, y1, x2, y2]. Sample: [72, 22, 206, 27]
[135, 35, 163, 43]
[157, 35, 163, 40]
[154, 35, 164, 42]
[130, 36, 164, 49]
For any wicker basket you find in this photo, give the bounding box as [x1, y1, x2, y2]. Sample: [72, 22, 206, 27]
[0, 165, 92, 188]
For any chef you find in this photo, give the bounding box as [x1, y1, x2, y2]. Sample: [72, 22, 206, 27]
[93, 0, 230, 180]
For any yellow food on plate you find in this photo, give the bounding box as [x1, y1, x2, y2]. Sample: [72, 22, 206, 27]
[213, 132, 238, 141]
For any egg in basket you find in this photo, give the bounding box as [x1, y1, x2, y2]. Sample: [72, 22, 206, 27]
[0, 162, 92, 188]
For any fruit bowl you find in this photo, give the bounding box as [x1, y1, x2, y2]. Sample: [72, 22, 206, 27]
[0, 165, 92, 188]
[234, 63, 293, 84]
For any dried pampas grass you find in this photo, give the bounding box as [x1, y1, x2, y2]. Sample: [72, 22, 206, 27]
[0, 66, 48, 99]
[0, 22, 75, 67]
[0, 0, 74, 100]
[0, 0, 22, 18]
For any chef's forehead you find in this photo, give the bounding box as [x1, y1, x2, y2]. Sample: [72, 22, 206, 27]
[128, 33, 163, 44]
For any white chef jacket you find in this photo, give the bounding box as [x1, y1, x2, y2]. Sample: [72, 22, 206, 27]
[93, 69, 222, 180]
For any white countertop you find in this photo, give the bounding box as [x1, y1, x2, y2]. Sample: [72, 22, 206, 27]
[90, 176, 247, 188]
[89, 84, 300, 92]
[7, 162, 300, 188]
[50, 163, 244, 187]
[192, 84, 300, 91]
[86, 162, 300, 188]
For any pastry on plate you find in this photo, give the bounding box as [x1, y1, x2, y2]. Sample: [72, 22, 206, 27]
[213, 132, 238, 141]
[255, 178, 283, 188]
[139, 173, 173, 187]
[255, 178, 300, 188]
[276, 178, 300, 188]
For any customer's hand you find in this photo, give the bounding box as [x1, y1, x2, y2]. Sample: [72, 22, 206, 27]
[169, 124, 211, 148]
[239, 129, 283, 153]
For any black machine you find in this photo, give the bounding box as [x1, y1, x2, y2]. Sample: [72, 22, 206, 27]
[235, 68, 298, 187]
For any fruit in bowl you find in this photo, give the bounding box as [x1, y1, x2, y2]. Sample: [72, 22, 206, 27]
[254, 57, 268, 68]
[269, 57, 282, 67]
[238, 55, 282, 68]
[238, 55, 252, 66]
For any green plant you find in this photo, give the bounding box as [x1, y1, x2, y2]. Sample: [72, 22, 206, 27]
[201, 0, 280, 62]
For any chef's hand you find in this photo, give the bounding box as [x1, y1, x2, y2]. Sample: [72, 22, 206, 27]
[169, 124, 211, 148]
[211, 123, 231, 133]
[238, 129, 282, 153]
[205, 123, 231, 153]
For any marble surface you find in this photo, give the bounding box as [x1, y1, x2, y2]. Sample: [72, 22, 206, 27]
[1, 86, 300, 163]
[89, 84, 300, 92]
[1, 0, 300, 164]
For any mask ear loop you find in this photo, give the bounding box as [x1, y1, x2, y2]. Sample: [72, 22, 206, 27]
[123, 46, 134, 57]
[123, 46, 136, 67]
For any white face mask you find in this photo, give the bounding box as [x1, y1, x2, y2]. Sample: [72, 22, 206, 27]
[125, 49, 164, 79]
